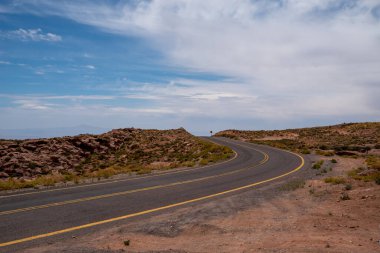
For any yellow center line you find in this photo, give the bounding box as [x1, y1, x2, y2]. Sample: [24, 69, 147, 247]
[0, 145, 267, 216]
[0, 142, 238, 199]
[0, 148, 304, 248]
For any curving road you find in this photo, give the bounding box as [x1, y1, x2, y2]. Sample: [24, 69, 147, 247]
[0, 137, 306, 251]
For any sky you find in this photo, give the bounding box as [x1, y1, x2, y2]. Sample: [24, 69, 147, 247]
[0, 0, 379, 137]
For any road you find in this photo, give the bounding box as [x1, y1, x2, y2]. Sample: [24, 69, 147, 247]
[0, 137, 306, 251]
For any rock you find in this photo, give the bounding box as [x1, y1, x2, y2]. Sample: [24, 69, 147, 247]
[0, 172, 9, 178]
[33, 167, 42, 174]
[22, 143, 37, 151]
[358, 169, 377, 176]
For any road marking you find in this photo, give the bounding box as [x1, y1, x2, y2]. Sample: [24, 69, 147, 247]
[0, 148, 267, 216]
[0, 149, 303, 248]
[0, 140, 238, 199]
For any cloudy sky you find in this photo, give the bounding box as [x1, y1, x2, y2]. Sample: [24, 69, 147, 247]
[0, 0, 379, 137]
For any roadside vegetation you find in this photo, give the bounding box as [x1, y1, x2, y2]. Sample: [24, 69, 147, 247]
[324, 177, 346, 185]
[279, 179, 305, 191]
[215, 122, 379, 156]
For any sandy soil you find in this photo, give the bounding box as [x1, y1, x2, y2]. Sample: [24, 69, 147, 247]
[23, 156, 380, 253]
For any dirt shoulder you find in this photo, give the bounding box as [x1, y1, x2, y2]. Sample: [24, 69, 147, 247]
[22, 154, 380, 253]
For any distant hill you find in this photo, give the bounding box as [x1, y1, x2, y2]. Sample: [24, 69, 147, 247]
[215, 122, 380, 153]
[0, 128, 232, 190]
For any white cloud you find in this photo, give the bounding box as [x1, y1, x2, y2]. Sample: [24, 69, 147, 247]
[1, 0, 380, 132]
[85, 65, 96, 69]
[13, 100, 51, 110]
[0, 94, 116, 101]
[35, 70, 45, 75]
[0, 60, 10, 65]
[2, 28, 61, 42]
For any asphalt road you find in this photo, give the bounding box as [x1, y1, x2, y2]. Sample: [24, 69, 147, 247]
[0, 137, 306, 252]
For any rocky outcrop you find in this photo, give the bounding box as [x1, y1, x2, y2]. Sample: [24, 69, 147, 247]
[0, 128, 212, 179]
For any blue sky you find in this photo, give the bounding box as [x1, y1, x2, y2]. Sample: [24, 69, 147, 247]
[0, 0, 379, 137]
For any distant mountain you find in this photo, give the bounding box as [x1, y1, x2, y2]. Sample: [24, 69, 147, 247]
[0, 125, 109, 140]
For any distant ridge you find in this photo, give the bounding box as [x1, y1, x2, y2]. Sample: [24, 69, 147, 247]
[215, 122, 380, 153]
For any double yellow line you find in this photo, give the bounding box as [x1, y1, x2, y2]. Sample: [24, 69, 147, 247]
[0, 142, 303, 248]
[0, 141, 259, 216]
[0, 150, 265, 216]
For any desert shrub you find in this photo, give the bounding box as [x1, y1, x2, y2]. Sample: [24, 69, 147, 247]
[91, 167, 118, 179]
[181, 161, 196, 167]
[331, 159, 337, 163]
[136, 167, 152, 175]
[340, 192, 350, 200]
[199, 158, 209, 166]
[312, 160, 324, 170]
[344, 184, 352, 190]
[29, 174, 64, 186]
[316, 150, 334, 156]
[279, 179, 305, 191]
[0, 178, 19, 190]
[324, 177, 346, 184]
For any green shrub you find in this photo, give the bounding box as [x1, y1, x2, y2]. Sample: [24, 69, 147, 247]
[312, 160, 324, 170]
[344, 184, 352, 190]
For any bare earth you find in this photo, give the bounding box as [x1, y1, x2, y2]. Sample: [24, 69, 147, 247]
[23, 156, 380, 253]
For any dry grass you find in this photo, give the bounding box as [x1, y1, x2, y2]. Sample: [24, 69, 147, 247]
[279, 179, 305, 191]
[324, 177, 346, 185]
